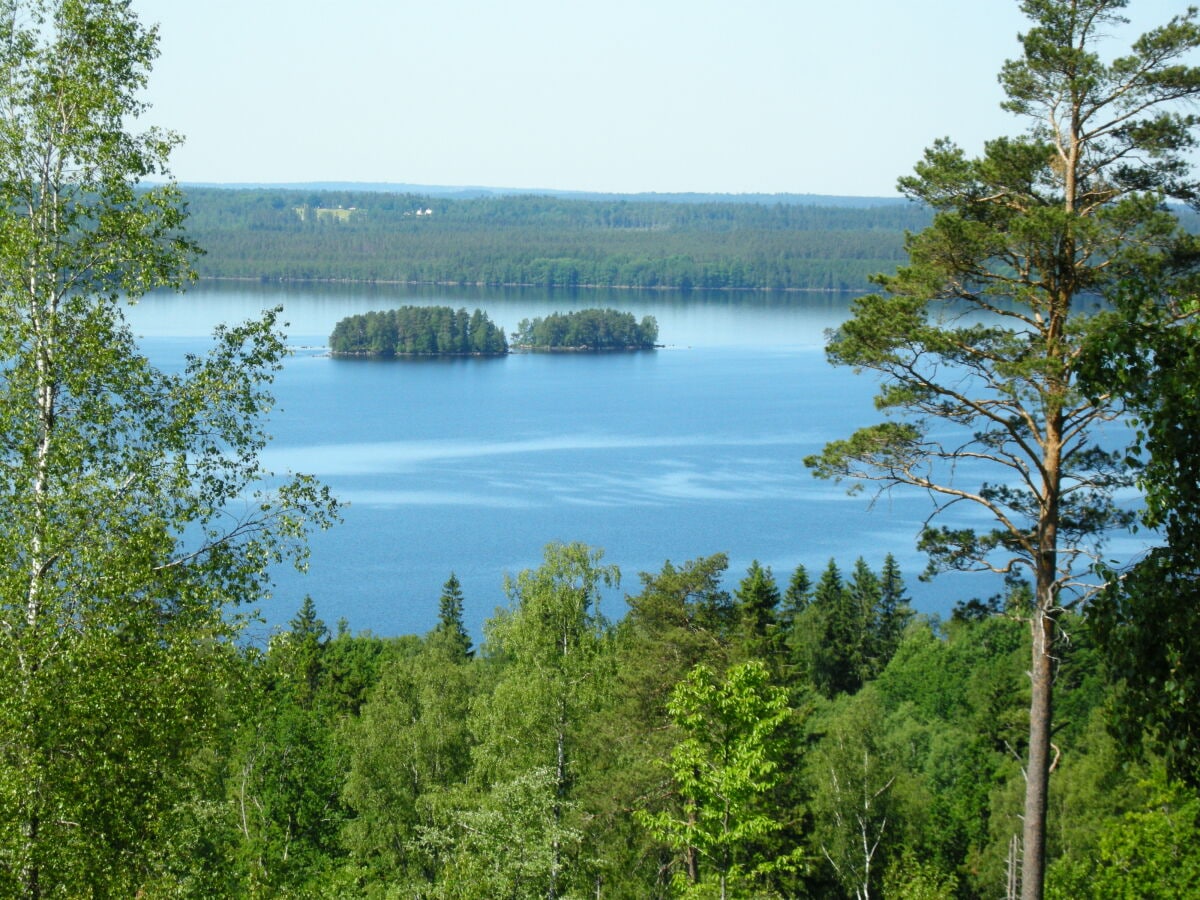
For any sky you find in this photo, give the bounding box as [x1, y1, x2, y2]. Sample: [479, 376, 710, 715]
[129, 0, 1195, 196]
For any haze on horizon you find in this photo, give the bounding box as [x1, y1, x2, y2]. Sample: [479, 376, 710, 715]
[132, 0, 1194, 197]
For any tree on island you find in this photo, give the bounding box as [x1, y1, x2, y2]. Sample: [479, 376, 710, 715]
[329, 306, 508, 356]
[804, 2, 1200, 897]
[512, 308, 659, 350]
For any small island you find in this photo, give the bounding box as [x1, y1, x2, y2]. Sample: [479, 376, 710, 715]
[512, 308, 659, 351]
[329, 306, 508, 357]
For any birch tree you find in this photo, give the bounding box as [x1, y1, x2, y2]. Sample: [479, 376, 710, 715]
[465, 542, 618, 899]
[0, 2, 336, 894]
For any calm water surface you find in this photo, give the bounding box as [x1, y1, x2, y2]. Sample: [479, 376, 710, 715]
[128, 283, 1051, 640]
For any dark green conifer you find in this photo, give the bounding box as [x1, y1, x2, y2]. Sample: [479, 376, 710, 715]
[811, 559, 866, 697]
[430, 572, 473, 659]
[875, 553, 912, 669]
[734, 560, 782, 665]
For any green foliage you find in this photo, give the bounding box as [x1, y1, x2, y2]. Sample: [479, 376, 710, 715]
[582, 555, 735, 896]
[882, 851, 959, 900]
[810, 559, 866, 696]
[782, 563, 812, 616]
[7, 0, 1198, 895]
[803, 3, 1200, 894]
[418, 767, 584, 900]
[788, 556, 911, 699]
[733, 559, 782, 665]
[807, 688, 902, 899]
[0, 2, 338, 894]
[613, 554, 737, 738]
[181, 188, 930, 291]
[1082, 288, 1200, 786]
[430, 572, 473, 660]
[459, 543, 618, 896]
[28, 553, 1164, 898]
[341, 638, 479, 890]
[230, 691, 346, 892]
[329, 305, 507, 356]
[512, 307, 659, 350]
[1047, 773, 1200, 900]
[871, 615, 1029, 892]
[636, 660, 800, 897]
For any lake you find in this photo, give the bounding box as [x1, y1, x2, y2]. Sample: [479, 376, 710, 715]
[125, 282, 1116, 642]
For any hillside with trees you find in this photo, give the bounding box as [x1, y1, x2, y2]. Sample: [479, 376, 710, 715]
[131, 549, 1200, 898]
[4, 1, 1200, 899]
[180, 188, 931, 291]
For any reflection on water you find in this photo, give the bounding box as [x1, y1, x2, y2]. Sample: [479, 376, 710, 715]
[127, 283, 1048, 639]
[130, 281, 856, 349]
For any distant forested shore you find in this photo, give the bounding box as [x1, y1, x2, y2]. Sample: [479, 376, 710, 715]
[181, 187, 934, 292]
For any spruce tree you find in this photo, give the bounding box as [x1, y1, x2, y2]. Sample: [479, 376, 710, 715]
[848, 558, 883, 679]
[875, 553, 912, 671]
[431, 571, 473, 659]
[734, 560, 782, 664]
[807, 560, 866, 698]
[782, 563, 812, 616]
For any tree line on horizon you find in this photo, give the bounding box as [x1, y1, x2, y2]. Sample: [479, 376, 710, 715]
[180, 188, 932, 291]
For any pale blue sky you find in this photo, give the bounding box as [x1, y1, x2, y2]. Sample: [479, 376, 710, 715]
[130, 1, 1195, 196]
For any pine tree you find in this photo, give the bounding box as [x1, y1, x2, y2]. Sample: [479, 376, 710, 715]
[804, 4, 1200, 894]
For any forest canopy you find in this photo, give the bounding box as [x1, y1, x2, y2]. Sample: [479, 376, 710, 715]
[179, 187, 931, 291]
[329, 306, 508, 356]
[512, 308, 659, 350]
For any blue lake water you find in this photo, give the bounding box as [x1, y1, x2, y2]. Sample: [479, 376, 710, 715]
[126, 283, 1132, 641]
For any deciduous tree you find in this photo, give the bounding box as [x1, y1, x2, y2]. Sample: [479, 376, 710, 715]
[637, 660, 798, 899]
[464, 542, 618, 899]
[0, 1, 337, 894]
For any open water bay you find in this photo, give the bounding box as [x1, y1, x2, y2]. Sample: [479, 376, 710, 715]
[130, 282, 1027, 640]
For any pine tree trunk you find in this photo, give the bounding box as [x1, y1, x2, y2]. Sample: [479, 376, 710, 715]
[1022, 429, 1061, 900]
[1021, 599, 1055, 900]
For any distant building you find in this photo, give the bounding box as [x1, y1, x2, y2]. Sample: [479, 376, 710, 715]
[293, 205, 363, 223]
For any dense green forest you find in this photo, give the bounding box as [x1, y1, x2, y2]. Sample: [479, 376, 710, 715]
[181, 187, 930, 291]
[137, 546, 1197, 898]
[8, 1, 1200, 898]
[329, 306, 508, 356]
[512, 308, 659, 350]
